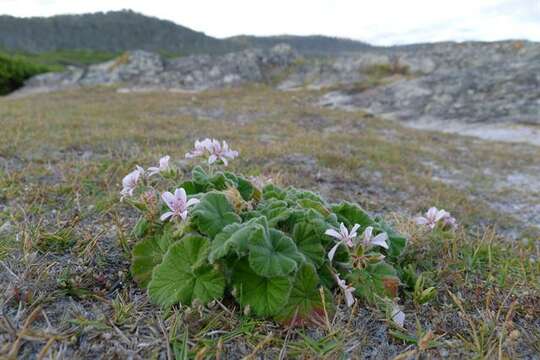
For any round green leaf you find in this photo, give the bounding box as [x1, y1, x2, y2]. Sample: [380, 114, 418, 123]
[192, 192, 241, 238]
[131, 231, 174, 288]
[346, 261, 399, 304]
[276, 263, 334, 326]
[291, 220, 326, 268]
[148, 235, 225, 307]
[332, 202, 373, 228]
[209, 217, 265, 263]
[232, 258, 292, 317]
[248, 227, 302, 277]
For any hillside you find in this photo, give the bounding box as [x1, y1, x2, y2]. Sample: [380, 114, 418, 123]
[0, 10, 373, 56]
[0, 10, 235, 55]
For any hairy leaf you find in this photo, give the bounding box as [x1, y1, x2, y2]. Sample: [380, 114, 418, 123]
[332, 202, 373, 228]
[248, 225, 303, 277]
[232, 258, 292, 317]
[347, 261, 399, 304]
[131, 230, 174, 288]
[208, 217, 265, 263]
[148, 235, 225, 307]
[254, 199, 292, 227]
[276, 263, 334, 326]
[192, 192, 241, 237]
[262, 184, 287, 201]
[292, 220, 326, 268]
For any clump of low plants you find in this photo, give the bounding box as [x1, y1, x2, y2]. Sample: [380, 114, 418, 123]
[122, 138, 424, 326]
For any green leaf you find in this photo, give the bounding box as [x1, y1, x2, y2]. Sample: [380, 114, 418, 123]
[236, 176, 255, 201]
[192, 192, 241, 238]
[286, 188, 326, 205]
[192, 166, 210, 185]
[292, 220, 326, 268]
[148, 235, 225, 307]
[297, 198, 331, 217]
[254, 199, 292, 227]
[132, 217, 150, 238]
[332, 202, 373, 228]
[232, 258, 292, 317]
[208, 217, 265, 263]
[131, 230, 174, 288]
[262, 184, 287, 201]
[347, 261, 399, 304]
[276, 263, 334, 326]
[248, 225, 303, 277]
[181, 180, 207, 195]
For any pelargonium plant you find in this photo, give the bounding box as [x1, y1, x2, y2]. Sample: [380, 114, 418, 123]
[122, 139, 409, 326]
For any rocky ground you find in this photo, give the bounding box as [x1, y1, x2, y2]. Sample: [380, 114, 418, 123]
[0, 85, 539, 358]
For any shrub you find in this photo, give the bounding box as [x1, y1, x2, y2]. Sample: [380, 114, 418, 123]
[122, 140, 409, 325]
[0, 52, 50, 95]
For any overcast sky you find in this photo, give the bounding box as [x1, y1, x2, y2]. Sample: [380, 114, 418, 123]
[1, 0, 539, 45]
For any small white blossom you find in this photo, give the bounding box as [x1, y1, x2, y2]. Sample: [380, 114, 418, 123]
[147, 155, 170, 177]
[185, 138, 212, 159]
[325, 223, 360, 261]
[160, 188, 200, 222]
[361, 226, 389, 250]
[335, 274, 356, 307]
[415, 207, 450, 229]
[207, 139, 239, 166]
[120, 166, 144, 200]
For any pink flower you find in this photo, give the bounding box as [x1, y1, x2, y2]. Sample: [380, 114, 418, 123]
[325, 223, 360, 261]
[120, 166, 144, 200]
[160, 188, 200, 222]
[147, 155, 170, 176]
[361, 226, 389, 250]
[185, 138, 212, 159]
[415, 207, 450, 229]
[207, 139, 239, 166]
[335, 274, 356, 307]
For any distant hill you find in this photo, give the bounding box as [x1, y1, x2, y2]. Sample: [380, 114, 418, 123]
[0, 10, 237, 55]
[0, 10, 372, 56]
[227, 35, 372, 55]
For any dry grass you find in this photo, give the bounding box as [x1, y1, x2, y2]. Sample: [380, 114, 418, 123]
[0, 85, 539, 358]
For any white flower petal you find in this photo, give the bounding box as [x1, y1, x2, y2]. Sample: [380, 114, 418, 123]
[345, 288, 356, 307]
[372, 233, 389, 249]
[350, 224, 361, 237]
[325, 229, 342, 240]
[160, 211, 173, 221]
[175, 188, 187, 204]
[327, 243, 340, 261]
[161, 191, 175, 209]
[339, 223, 348, 237]
[186, 198, 200, 207]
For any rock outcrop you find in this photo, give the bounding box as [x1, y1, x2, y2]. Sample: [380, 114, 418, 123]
[317, 41, 540, 126]
[18, 44, 299, 94]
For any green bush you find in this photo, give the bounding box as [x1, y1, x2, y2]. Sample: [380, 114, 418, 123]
[0, 52, 50, 95]
[122, 141, 410, 326]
